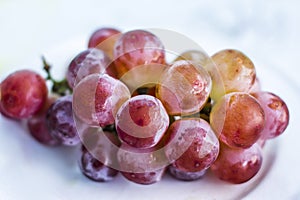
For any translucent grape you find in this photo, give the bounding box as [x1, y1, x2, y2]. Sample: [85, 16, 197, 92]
[46, 95, 80, 146]
[73, 74, 130, 127]
[156, 60, 211, 116]
[211, 49, 256, 94]
[115, 95, 169, 149]
[0, 70, 47, 119]
[174, 50, 210, 67]
[210, 92, 265, 149]
[88, 27, 121, 59]
[211, 143, 263, 184]
[164, 118, 219, 173]
[66, 49, 117, 89]
[252, 92, 289, 139]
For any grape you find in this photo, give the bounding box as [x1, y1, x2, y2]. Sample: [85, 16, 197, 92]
[156, 60, 211, 116]
[164, 118, 219, 172]
[210, 92, 265, 149]
[252, 92, 289, 139]
[88, 27, 121, 59]
[174, 50, 210, 67]
[211, 143, 263, 184]
[168, 163, 206, 181]
[27, 96, 61, 146]
[73, 74, 130, 127]
[66, 48, 117, 89]
[211, 49, 256, 94]
[0, 70, 47, 119]
[115, 95, 169, 149]
[113, 30, 166, 88]
[46, 95, 80, 146]
[80, 146, 118, 182]
[117, 143, 166, 185]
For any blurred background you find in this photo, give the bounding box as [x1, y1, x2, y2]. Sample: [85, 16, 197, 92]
[0, 0, 299, 199]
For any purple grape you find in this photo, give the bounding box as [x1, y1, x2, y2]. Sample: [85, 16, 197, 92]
[46, 95, 80, 146]
[80, 146, 118, 182]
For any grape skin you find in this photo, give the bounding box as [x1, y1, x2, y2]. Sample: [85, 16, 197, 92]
[0, 70, 48, 119]
[210, 92, 265, 149]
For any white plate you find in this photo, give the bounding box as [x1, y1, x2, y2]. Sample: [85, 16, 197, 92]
[0, 37, 299, 200]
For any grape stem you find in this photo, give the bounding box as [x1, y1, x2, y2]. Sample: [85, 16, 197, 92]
[42, 56, 71, 96]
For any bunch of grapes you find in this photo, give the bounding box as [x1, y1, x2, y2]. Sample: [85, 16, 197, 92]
[0, 27, 289, 185]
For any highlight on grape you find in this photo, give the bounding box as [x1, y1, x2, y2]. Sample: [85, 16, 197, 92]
[0, 27, 289, 185]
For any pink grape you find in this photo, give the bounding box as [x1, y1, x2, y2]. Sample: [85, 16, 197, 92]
[252, 92, 289, 139]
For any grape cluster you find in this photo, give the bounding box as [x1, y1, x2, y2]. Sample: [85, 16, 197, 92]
[0, 27, 289, 185]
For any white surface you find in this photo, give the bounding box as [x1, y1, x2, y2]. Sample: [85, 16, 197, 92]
[0, 0, 300, 199]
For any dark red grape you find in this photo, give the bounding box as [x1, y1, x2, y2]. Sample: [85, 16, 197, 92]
[27, 96, 61, 146]
[46, 95, 80, 146]
[0, 70, 47, 119]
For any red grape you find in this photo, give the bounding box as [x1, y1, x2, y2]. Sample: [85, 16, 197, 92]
[88, 27, 121, 59]
[164, 118, 219, 172]
[66, 49, 117, 89]
[115, 95, 169, 149]
[168, 163, 206, 181]
[0, 70, 48, 119]
[73, 74, 130, 127]
[113, 29, 165, 79]
[211, 143, 263, 184]
[210, 92, 265, 149]
[156, 60, 211, 116]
